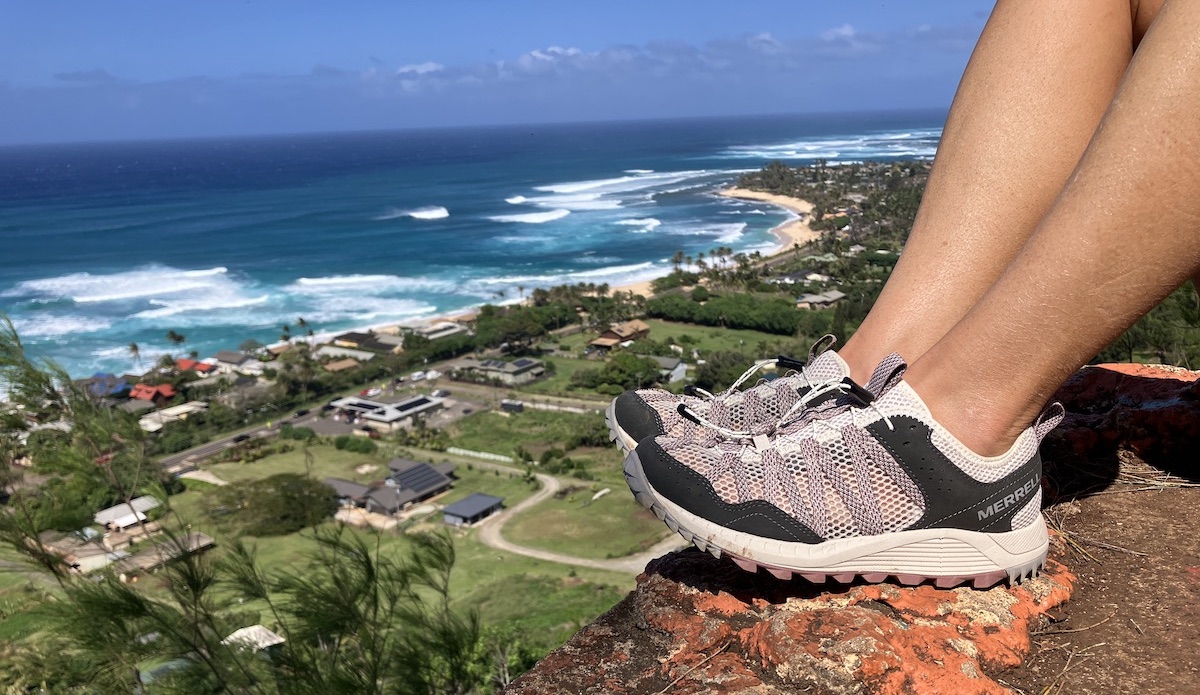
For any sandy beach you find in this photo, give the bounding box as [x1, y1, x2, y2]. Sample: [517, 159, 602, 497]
[608, 187, 821, 297]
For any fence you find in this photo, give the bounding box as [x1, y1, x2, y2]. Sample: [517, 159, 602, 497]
[446, 446, 515, 464]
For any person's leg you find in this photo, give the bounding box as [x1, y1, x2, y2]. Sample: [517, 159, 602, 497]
[907, 0, 1200, 456]
[837, 0, 1158, 384]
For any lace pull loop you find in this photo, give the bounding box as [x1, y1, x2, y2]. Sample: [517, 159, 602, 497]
[1034, 402, 1066, 440]
[807, 334, 838, 364]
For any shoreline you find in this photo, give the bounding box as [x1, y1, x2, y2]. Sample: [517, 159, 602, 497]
[607, 187, 820, 297]
[58, 186, 824, 375]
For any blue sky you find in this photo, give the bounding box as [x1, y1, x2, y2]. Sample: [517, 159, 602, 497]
[0, 1, 993, 144]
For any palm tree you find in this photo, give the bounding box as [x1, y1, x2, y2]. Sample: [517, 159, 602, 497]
[517, 285, 525, 301]
[165, 330, 186, 347]
[127, 342, 141, 369]
[280, 323, 292, 343]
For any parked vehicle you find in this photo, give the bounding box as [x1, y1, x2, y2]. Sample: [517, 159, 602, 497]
[431, 389, 450, 398]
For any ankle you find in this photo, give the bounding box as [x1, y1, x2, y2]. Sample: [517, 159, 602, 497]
[902, 366, 1026, 458]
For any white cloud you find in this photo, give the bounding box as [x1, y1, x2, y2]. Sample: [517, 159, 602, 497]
[821, 24, 857, 41]
[396, 62, 444, 75]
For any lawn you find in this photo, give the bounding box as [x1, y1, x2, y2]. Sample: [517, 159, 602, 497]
[203, 444, 387, 486]
[446, 410, 625, 483]
[504, 486, 669, 559]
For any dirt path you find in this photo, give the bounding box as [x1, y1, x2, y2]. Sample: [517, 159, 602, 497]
[475, 471, 684, 575]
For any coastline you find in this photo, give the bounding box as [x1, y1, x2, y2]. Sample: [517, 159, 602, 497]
[607, 187, 821, 297]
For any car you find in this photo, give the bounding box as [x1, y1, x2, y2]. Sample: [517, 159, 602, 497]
[365, 387, 382, 397]
[293, 409, 310, 418]
[431, 389, 450, 398]
[231, 434, 252, 443]
[410, 371, 426, 382]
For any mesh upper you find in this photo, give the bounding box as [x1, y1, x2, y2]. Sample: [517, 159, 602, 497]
[654, 354, 1057, 541]
[630, 350, 851, 441]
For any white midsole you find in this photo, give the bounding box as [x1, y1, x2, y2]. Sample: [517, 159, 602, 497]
[634, 454, 1048, 575]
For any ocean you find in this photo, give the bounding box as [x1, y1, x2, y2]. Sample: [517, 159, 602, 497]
[0, 110, 944, 378]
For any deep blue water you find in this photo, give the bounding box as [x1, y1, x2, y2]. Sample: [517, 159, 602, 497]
[0, 111, 944, 377]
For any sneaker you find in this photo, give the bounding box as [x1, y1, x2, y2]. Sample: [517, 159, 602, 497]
[605, 335, 848, 454]
[624, 354, 1062, 588]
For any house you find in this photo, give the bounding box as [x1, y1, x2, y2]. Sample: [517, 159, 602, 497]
[323, 358, 360, 373]
[94, 496, 161, 531]
[796, 290, 848, 309]
[213, 350, 254, 375]
[36, 530, 129, 574]
[79, 372, 130, 399]
[314, 345, 376, 362]
[454, 356, 546, 385]
[329, 394, 446, 433]
[325, 461, 454, 515]
[589, 319, 651, 350]
[846, 244, 867, 256]
[223, 625, 286, 653]
[175, 358, 216, 375]
[771, 269, 818, 285]
[158, 401, 207, 419]
[361, 333, 405, 354]
[129, 383, 177, 406]
[111, 532, 215, 577]
[325, 478, 371, 506]
[650, 356, 687, 384]
[443, 494, 504, 526]
[118, 399, 158, 416]
[139, 410, 180, 433]
[411, 321, 471, 342]
[333, 331, 372, 348]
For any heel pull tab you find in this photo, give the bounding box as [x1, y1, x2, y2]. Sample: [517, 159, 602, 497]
[1034, 403, 1066, 441]
[807, 334, 838, 364]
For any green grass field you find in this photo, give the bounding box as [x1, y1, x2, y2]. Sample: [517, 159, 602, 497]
[446, 410, 625, 483]
[504, 487, 669, 559]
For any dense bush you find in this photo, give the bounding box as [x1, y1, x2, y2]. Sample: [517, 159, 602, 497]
[645, 293, 803, 335]
[280, 424, 317, 441]
[570, 352, 662, 391]
[204, 473, 337, 536]
[334, 434, 378, 454]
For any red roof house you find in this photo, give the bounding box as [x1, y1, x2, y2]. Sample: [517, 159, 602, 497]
[129, 383, 177, 406]
[176, 359, 216, 375]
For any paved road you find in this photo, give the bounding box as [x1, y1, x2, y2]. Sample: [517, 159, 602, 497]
[157, 412, 319, 470]
[475, 470, 685, 575]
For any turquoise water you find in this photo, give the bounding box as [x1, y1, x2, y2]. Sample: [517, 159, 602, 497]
[0, 111, 943, 377]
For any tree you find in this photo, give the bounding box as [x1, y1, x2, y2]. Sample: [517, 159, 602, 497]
[204, 473, 336, 536]
[128, 341, 142, 369]
[239, 338, 264, 354]
[165, 330, 186, 346]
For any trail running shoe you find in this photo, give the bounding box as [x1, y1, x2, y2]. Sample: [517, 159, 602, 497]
[605, 335, 848, 454]
[624, 354, 1063, 588]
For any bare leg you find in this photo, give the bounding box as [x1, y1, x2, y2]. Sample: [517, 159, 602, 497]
[907, 0, 1200, 455]
[837, 0, 1157, 384]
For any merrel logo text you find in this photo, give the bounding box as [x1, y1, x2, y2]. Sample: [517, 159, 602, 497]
[977, 477, 1039, 521]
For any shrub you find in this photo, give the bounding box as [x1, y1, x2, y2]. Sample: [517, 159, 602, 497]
[204, 473, 337, 536]
[334, 435, 378, 454]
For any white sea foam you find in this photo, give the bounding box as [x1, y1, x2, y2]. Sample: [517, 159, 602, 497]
[615, 218, 662, 232]
[522, 192, 623, 211]
[487, 209, 571, 224]
[667, 222, 748, 244]
[534, 169, 714, 196]
[2, 265, 235, 304]
[624, 169, 655, 174]
[289, 274, 458, 294]
[718, 128, 942, 162]
[10, 315, 114, 338]
[375, 206, 450, 221]
[302, 297, 439, 324]
[505, 196, 527, 204]
[133, 294, 271, 320]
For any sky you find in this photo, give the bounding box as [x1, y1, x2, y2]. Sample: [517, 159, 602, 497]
[0, 1, 994, 145]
